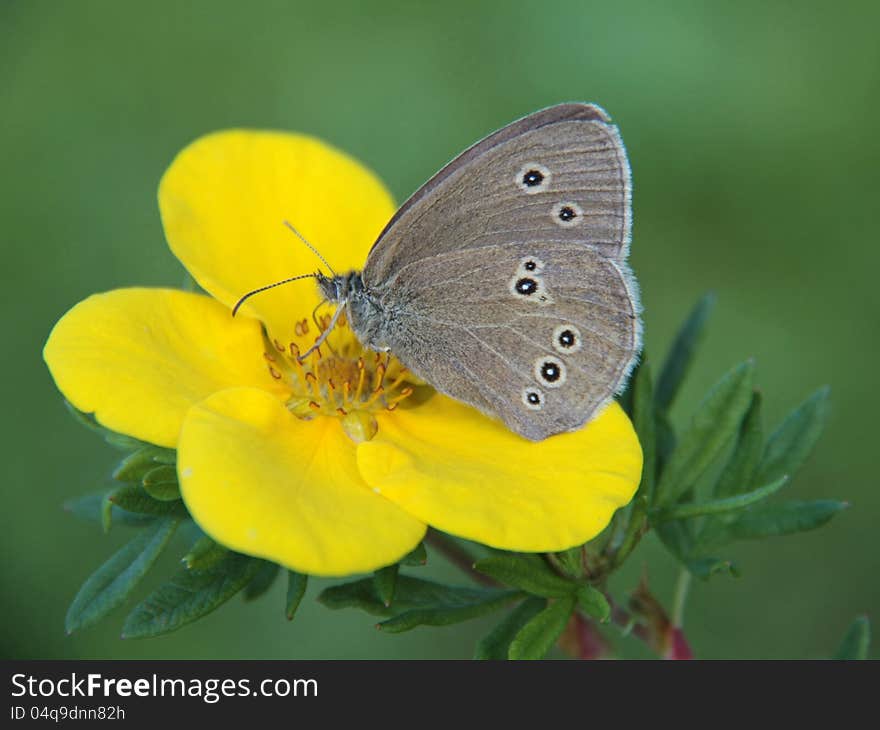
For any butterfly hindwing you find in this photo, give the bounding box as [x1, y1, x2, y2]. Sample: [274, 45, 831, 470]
[369, 242, 639, 440]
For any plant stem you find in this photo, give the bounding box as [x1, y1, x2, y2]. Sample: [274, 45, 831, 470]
[671, 568, 692, 628]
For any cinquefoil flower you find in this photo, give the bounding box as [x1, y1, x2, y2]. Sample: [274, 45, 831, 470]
[44, 131, 642, 576]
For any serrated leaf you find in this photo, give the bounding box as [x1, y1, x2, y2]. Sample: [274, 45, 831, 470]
[833, 616, 871, 660]
[113, 447, 176, 482]
[474, 597, 547, 660]
[687, 556, 739, 580]
[575, 585, 610, 622]
[373, 564, 399, 607]
[653, 474, 788, 523]
[108, 484, 187, 517]
[754, 387, 830, 485]
[400, 542, 427, 566]
[65, 517, 179, 633]
[122, 552, 259, 638]
[655, 292, 716, 412]
[655, 361, 755, 507]
[377, 590, 519, 633]
[508, 595, 577, 660]
[243, 561, 280, 601]
[63, 493, 155, 528]
[701, 500, 848, 545]
[714, 391, 764, 497]
[474, 555, 577, 597]
[182, 536, 228, 570]
[285, 570, 308, 620]
[632, 359, 658, 500]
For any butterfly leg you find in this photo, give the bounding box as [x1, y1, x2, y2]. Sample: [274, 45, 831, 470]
[298, 302, 346, 362]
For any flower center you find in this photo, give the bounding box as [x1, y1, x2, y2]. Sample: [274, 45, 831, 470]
[261, 311, 417, 442]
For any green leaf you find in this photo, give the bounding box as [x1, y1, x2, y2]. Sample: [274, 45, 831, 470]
[508, 595, 577, 660]
[65, 517, 179, 633]
[687, 556, 739, 580]
[551, 546, 585, 580]
[377, 590, 519, 633]
[182, 536, 229, 570]
[612, 496, 648, 568]
[656, 411, 677, 469]
[653, 474, 788, 523]
[754, 387, 830, 485]
[656, 520, 694, 563]
[655, 361, 755, 507]
[319, 575, 520, 629]
[141, 466, 181, 502]
[122, 552, 259, 638]
[400, 542, 427, 566]
[63, 493, 155, 528]
[243, 561, 280, 601]
[714, 391, 764, 497]
[474, 555, 577, 597]
[631, 360, 657, 500]
[655, 292, 716, 412]
[474, 597, 547, 660]
[318, 577, 395, 616]
[285, 571, 308, 620]
[113, 447, 176, 482]
[833, 616, 871, 660]
[575, 585, 610, 622]
[701, 500, 848, 544]
[108, 484, 187, 517]
[373, 564, 399, 607]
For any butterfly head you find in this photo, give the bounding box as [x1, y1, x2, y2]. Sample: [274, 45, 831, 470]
[317, 270, 364, 305]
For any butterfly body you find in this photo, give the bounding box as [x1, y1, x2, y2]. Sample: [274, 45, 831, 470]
[318, 103, 641, 441]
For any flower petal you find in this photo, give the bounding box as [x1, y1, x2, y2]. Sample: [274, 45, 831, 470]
[178, 387, 427, 576]
[158, 130, 396, 343]
[44, 288, 285, 448]
[358, 397, 642, 552]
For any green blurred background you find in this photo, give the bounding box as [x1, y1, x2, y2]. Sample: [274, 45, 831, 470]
[3, 0, 877, 659]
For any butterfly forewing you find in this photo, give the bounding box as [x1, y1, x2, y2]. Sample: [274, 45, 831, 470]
[358, 103, 640, 440]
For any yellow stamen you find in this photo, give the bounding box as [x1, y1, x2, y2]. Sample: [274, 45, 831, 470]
[354, 358, 366, 402]
[365, 385, 385, 407]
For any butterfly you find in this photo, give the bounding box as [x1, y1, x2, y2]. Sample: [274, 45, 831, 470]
[239, 103, 641, 441]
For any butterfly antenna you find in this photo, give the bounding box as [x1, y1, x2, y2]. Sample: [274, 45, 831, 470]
[232, 273, 318, 317]
[283, 220, 336, 277]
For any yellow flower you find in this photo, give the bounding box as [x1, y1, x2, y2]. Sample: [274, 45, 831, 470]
[43, 130, 643, 577]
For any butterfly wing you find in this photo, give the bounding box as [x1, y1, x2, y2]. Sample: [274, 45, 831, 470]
[361, 103, 639, 440]
[365, 103, 631, 283]
[366, 241, 639, 440]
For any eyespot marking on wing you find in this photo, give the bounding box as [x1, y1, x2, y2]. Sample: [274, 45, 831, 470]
[516, 163, 551, 194]
[509, 273, 553, 304]
[518, 256, 546, 275]
[552, 201, 584, 228]
[553, 324, 582, 354]
[522, 387, 544, 411]
[534, 356, 566, 388]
